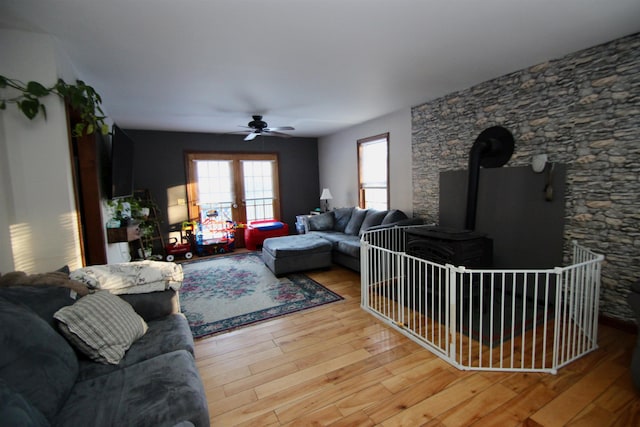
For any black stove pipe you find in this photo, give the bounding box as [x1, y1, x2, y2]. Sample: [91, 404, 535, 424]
[465, 139, 490, 231]
[464, 126, 515, 231]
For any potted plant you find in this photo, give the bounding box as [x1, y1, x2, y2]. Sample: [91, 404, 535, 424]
[0, 76, 109, 136]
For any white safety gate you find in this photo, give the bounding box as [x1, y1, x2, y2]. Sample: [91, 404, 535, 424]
[361, 226, 604, 374]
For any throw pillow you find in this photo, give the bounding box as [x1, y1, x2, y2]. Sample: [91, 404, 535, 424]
[54, 291, 148, 365]
[359, 209, 388, 235]
[381, 209, 408, 225]
[344, 208, 368, 235]
[308, 212, 334, 231]
[332, 207, 353, 232]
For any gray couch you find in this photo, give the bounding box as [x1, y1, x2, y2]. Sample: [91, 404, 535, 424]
[302, 207, 421, 271]
[0, 283, 209, 427]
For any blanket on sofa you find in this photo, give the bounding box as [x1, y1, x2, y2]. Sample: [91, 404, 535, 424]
[70, 261, 183, 295]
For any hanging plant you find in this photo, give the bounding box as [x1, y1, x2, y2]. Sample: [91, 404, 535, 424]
[0, 75, 109, 136]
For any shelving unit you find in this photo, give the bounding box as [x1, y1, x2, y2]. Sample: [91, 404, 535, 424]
[133, 189, 165, 259]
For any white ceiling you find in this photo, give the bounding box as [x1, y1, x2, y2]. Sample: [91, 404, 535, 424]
[1, 0, 639, 138]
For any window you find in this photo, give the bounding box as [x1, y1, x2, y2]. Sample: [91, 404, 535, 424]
[185, 153, 280, 231]
[358, 133, 389, 210]
[242, 160, 276, 221]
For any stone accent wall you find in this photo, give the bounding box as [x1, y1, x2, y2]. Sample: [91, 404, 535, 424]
[412, 33, 640, 322]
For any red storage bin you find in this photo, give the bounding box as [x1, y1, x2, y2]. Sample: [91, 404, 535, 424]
[244, 220, 289, 250]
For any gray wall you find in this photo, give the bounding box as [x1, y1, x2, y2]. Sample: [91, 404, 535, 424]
[412, 33, 640, 322]
[125, 129, 319, 238]
[318, 108, 413, 214]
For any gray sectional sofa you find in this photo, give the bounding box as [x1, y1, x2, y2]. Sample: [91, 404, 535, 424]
[301, 207, 421, 271]
[0, 283, 209, 427]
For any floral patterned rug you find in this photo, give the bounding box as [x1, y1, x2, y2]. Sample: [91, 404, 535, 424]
[179, 252, 343, 338]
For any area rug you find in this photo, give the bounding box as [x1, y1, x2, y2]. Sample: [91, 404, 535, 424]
[179, 252, 343, 338]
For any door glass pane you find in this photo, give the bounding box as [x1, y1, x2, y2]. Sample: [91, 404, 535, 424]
[195, 160, 233, 239]
[242, 160, 274, 221]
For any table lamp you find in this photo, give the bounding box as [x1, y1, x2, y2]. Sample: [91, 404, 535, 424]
[320, 188, 333, 212]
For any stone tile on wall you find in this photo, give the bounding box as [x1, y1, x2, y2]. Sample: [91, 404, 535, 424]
[412, 33, 640, 322]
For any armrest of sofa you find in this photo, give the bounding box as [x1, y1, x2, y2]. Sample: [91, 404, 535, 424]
[119, 289, 180, 322]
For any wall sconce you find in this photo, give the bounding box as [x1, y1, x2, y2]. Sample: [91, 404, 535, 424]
[532, 154, 548, 173]
[320, 188, 333, 212]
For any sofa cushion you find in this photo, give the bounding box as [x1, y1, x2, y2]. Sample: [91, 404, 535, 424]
[332, 207, 354, 232]
[382, 209, 408, 225]
[359, 209, 388, 235]
[0, 378, 50, 427]
[307, 212, 334, 231]
[76, 313, 195, 381]
[0, 285, 77, 328]
[308, 230, 348, 247]
[55, 350, 210, 427]
[119, 289, 180, 322]
[0, 298, 78, 422]
[344, 208, 368, 235]
[54, 291, 148, 365]
[336, 236, 362, 259]
[262, 234, 332, 258]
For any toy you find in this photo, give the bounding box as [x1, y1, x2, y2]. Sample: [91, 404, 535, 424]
[244, 219, 289, 250]
[164, 237, 193, 262]
[195, 236, 235, 256]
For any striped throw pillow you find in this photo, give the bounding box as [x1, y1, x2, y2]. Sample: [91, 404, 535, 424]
[54, 291, 148, 365]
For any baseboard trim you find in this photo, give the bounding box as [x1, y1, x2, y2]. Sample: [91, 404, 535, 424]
[599, 314, 637, 334]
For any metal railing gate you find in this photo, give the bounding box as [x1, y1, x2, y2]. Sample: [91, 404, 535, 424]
[361, 226, 603, 374]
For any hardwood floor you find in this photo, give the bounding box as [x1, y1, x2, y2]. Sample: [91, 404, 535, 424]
[193, 265, 640, 426]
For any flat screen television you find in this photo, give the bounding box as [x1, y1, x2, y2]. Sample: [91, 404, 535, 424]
[110, 125, 135, 199]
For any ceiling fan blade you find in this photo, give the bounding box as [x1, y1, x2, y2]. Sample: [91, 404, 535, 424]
[266, 126, 294, 132]
[264, 130, 292, 138]
[244, 132, 259, 141]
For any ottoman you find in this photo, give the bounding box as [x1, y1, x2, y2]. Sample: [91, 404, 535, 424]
[262, 234, 332, 276]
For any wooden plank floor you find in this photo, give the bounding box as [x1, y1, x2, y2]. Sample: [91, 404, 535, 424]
[193, 265, 640, 426]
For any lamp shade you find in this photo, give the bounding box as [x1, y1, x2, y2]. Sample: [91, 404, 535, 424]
[320, 188, 333, 200]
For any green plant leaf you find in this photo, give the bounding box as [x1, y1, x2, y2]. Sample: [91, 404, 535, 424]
[26, 81, 50, 97]
[18, 98, 41, 120]
[2, 75, 108, 136]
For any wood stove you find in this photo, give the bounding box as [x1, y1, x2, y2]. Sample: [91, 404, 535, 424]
[405, 226, 493, 268]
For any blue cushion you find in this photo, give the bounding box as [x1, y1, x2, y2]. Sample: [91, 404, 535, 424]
[0, 298, 79, 422]
[0, 378, 49, 427]
[359, 209, 388, 235]
[344, 208, 367, 235]
[254, 221, 284, 231]
[308, 212, 334, 231]
[381, 209, 408, 225]
[332, 207, 354, 232]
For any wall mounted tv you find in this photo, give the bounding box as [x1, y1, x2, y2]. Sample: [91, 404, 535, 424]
[110, 125, 135, 199]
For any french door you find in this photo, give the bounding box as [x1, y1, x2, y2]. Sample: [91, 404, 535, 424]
[185, 152, 281, 229]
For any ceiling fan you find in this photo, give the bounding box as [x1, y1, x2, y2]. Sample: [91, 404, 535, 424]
[240, 115, 295, 141]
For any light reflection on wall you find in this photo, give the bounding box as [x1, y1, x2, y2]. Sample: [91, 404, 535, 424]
[9, 211, 83, 273]
[167, 185, 188, 224]
[10, 222, 35, 272]
[57, 210, 82, 271]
